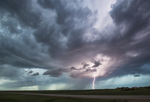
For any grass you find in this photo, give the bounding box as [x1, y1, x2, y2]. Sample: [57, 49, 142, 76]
[3, 87, 150, 95]
[1, 87, 150, 102]
[0, 93, 127, 102]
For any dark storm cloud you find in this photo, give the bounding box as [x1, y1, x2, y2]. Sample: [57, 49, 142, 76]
[110, 0, 150, 41]
[1, 18, 19, 34]
[37, 0, 54, 9]
[34, 0, 97, 60]
[0, 0, 51, 69]
[28, 70, 33, 74]
[101, 0, 150, 77]
[63, 0, 150, 81]
[0, 0, 41, 28]
[1, 0, 150, 90]
[43, 68, 69, 77]
[0, 0, 98, 90]
[82, 62, 89, 69]
[85, 0, 150, 81]
[70, 67, 80, 70]
[43, 71, 62, 77]
[31, 72, 39, 76]
[0, 33, 54, 69]
[91, 59, 101, 68]
[69, 60, 99, 78]
[0, 0, 97, 69]
[70, 66, 97, 79]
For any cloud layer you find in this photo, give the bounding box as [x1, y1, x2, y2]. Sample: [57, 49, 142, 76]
[0, 0, 150, 90]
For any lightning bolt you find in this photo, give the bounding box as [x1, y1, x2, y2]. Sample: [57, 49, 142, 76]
[92, 73, 96, 90]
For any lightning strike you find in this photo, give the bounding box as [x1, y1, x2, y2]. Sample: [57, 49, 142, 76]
[92, 73, 96, 89]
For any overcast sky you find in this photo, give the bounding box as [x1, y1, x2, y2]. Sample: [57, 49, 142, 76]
[0, 0, 150, 90]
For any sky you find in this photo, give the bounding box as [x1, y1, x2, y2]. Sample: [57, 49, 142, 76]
[0, 0, 150, 90]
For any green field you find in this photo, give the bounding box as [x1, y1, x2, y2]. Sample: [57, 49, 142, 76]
[3, 87, 150, 95]
[0, 93, 127, 102]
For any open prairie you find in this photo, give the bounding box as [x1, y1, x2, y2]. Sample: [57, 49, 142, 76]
[2, 87, 150, 95]
[1, 87, 150, 102]
[1, 92, 150, 102]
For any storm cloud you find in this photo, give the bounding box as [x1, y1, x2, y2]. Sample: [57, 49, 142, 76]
[91, 59, 101, 68]
[32, 72, 39, 76]
[0, 0, 150, 90]
[43, 68, 69, 77]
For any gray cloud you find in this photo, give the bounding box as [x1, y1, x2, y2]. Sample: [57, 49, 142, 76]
[37, 0, 54, 9]
[31, 72, 39, 76]
[28, 70, 33, 74]
[134, 74, 140, 77]
[70, 66, 97, 79]
[102, 0, 150, 77]
[0, 0, 42, 28]
[0, 0, 97, 69]
[0, 65, 22, 80]
[85, 68, 97, 72]
[91, 59, 101, 68]
[82, 62, 89, 69]
[1, 0, 150, 90]
[70, 67, 80, 70]
[43, 68, 69, 77]
[70, 73, 83, 79]
[34, 0, 97, 63]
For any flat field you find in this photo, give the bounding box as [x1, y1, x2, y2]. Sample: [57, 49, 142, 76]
[0, 88, 150, 102]
[0, 93, 129, 102]
[2, 87, 150, 95]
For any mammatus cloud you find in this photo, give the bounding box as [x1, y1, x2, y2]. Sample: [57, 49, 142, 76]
[0, 0, 150, 90]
